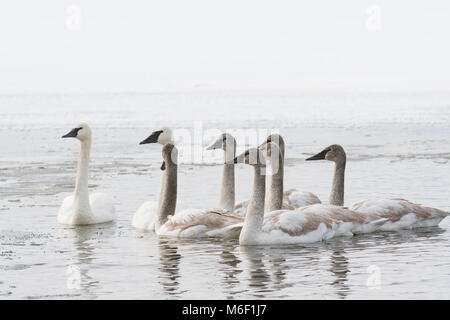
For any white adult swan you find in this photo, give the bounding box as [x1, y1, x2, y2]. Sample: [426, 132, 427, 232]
[58, 123, 115, 225]
[234, 146, 387, 245]
[306, 144, 449, 229]
[132, 127, 174, 230]
[206, 133, 320, 216]
[136, 139, 244, 238]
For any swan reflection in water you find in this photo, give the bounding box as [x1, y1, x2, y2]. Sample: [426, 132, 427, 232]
[240, 246, 272, 297]
[157, 238, 182, 296]
[218, 241, 243, 299]
[237, 242, 352, 299]
[329, 247, 350, 298]
[237, 245, 300, 298]
[59, 223, 116, 297]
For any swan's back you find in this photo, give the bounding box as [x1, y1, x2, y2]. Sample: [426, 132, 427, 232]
[88, 193, 116, 223]
[350, 198, 449, 229]
[58, 193, 115, 225]
[234, 200, 250, 216]
[58, 195, 77, 225]
[283, 189, 322, 208]
[157, 208, 244, 238]
[248, 204, 387, 245]
[132, 201, 159, 231]
[234, 189, 321, 217]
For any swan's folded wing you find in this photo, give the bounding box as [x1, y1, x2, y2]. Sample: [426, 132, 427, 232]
[89, 193, 116, 223]
[160, 208, 244, 238]
[234, 200, 249, 216]
[261, 204, 388, 242]
[350, 198, 449, 228]
[234, 190, 321, 217]
[132, 201, 159, 231]
[257, 209, 338, 244]
[262, 208, 334, 236]
[58, 195, 75, 224]
[283, 189, 322, 208]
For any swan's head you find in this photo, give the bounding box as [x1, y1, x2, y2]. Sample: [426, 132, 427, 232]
[259, 134, 285, 149]
[259, 134, 285, 158]
[62, 123, 92, 141]
[234, 148, 266, 167]
[259, 140, 283, 160]
[206, 133, 236, 151]
[162, 143, 178, 166]
[140, 127, 173, 145]
[306, 144, 346, 163]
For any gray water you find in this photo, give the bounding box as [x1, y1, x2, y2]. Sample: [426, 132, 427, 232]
[0, 91, 449, 299]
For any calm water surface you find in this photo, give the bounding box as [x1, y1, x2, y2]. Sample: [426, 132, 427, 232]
[0, 92, 449, 299]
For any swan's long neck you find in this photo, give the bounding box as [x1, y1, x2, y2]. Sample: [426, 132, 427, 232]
[267, 149, 284, 212]
[219, 147, 235, 212]
[157, 156, 177, 229]
[240, 166, 265, 244]
[329, 159, 345, 206]
[74, 139, 92, 215]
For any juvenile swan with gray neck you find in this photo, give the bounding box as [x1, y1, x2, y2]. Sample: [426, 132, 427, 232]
[135, 131, 244, 238]
[259, 134, 321, 211]
[206, 133, 236, 212]
[132, 127, 174, 230]
[234, 147, 386, 245]
[307, 144, 449, 229]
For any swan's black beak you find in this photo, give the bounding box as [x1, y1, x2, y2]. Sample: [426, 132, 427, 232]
[62, 127, 81, 138]
[306, 149, 329, 161]
[233, 152, 246, 164]
[160, 161, 166, 171]
[140, 130, 163, 145]
[258, 140, 267, 149]
[206, 138, 223, 150]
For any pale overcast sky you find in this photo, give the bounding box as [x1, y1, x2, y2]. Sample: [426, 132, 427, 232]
[1, 1, 449, 93]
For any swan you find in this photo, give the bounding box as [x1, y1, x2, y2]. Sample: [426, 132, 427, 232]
[205, 133, 253, 215]
[58, 123, 115, 225]
[306, 144, 449, 229]
[206, 133, 320, 216]
[137, 140, 244, 238]
[233, 147, 388, 245]
[132, 127, 174, 231]
[259, 134, 321, 210]
[206, 133, 237, 212]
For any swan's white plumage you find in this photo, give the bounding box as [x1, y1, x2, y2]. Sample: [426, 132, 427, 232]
[58, 192, 115, 225]
[132, 201, 159, 231]
[283, 189, 322, 208]
[234, 200, 249, 216]
[350, 198, 449, 229]
[58, 123, 115, 226]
